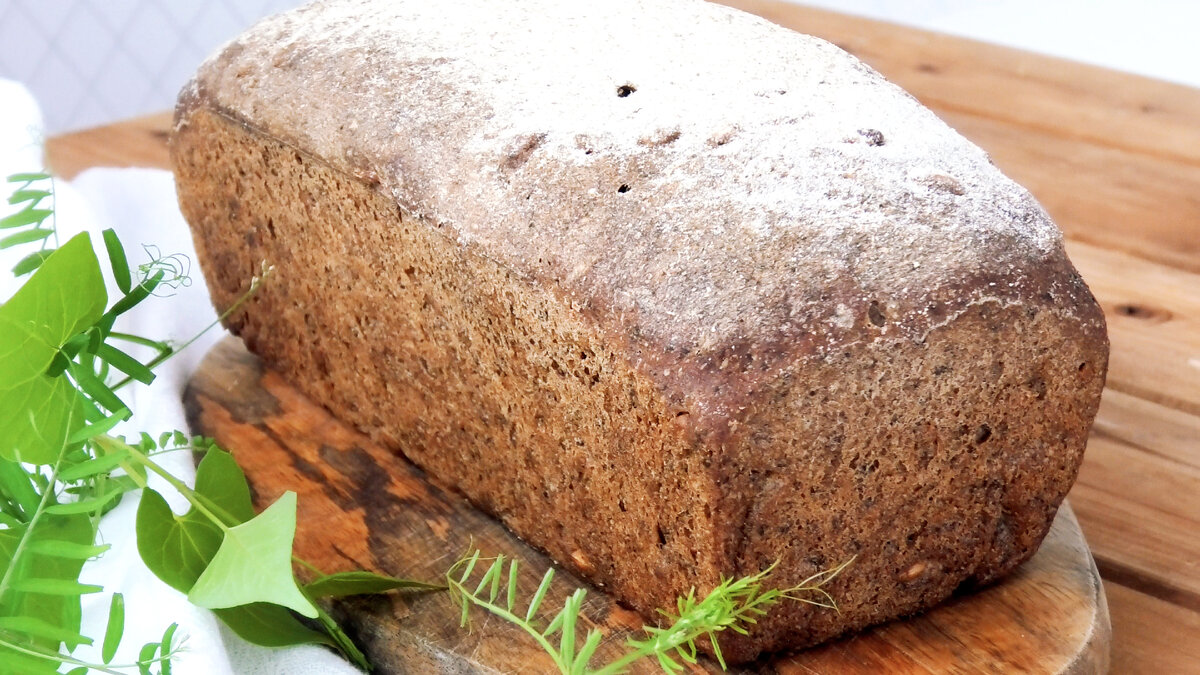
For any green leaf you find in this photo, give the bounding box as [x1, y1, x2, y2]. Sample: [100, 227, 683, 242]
[0, 228, 52, 248]
[135, 488, 223, 593]
[573, 628, 604, 672]
[136, 446, 258, 597]
[6, 173, 50, 183]
[212, 603, 333, 648]
[0, 615, 91, 646]
[0, 514, 97, 653]
[10, 577, 103, 596]
[96, 343, 155, 385]
[0, 233, 105, 381]
[188, 491, 318, 618]
[0, 375, 89, 465]
[137, 640, 158, 675]
[43, 488, 124, 515]
[158, 622, 178, 675]
[303, 570, 443, 599]
[101, 229, 132, 294]
[0, 233, 106, 464]
[26, 539, 110, 560]
[0, 208, 52, 230]
[67, 358, 128, 416]
[191, 447, 255, 525]
[102, 592, 125, 663]
[11, 250, 53, 277]
[63, 409, 131, 446]
[54, 332, 89, 366]
[103, 270, 161, 323]
[0, 459, 40, 518]
[7, 189, 49, 205]
[58, 443, 131, 481]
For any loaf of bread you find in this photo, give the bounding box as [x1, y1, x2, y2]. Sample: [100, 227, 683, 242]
[172, 0, 1108, 662]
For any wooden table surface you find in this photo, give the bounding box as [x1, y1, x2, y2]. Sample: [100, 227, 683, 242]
[44, 2, 1200, 673]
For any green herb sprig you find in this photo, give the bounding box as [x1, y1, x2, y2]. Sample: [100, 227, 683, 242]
[447, 549, 853, 674]
[0, 172, 435, 673]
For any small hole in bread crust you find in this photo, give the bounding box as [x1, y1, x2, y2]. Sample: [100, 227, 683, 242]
[974, 424, 992, 444]
[617, 184, 630, 193]
[868, 301, 886, 326]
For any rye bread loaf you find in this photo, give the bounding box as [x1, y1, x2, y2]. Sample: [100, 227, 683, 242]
[171, 0, 1108, 662]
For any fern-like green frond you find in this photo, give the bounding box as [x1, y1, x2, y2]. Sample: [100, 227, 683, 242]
[446, 548, 853, 675]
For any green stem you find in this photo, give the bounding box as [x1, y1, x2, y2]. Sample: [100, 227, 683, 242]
[0, 633, 179, 674]
[0, 444, 68, 607]
[88, 471, 109, 532]
[310, 600, 370, 670]
[110, 268, 269, 392]
[447, 578, 568, 673]
[98, 435, 230, 533]
[107, 331, 172, 354]
[591, 628, 696, 675]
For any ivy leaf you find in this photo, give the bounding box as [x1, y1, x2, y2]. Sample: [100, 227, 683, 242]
[304, 570, 444, 599]
[191, 447, 255, 526]
[136, 492, 338, 649]
[0, 233, 105, 464]
[0, 233, 106, 382]
[136, 449, 340, 648]
[135, 487, 223, 594]
[134, 447, 257, 593]
[212, 603, 333, 648]
[0, 375, 90, 465]
[187, 491, 319, 618]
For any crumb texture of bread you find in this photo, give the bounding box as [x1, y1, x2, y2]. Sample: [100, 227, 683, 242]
[171, 0, 1108, 662]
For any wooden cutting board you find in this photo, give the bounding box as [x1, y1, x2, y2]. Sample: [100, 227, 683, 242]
[184, 337, 1109, 673]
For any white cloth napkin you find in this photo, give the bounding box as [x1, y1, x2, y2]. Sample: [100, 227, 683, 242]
[1, 80, 359, 675]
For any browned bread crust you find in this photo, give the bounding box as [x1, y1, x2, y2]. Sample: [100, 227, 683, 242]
[171, 0, 1108, 662]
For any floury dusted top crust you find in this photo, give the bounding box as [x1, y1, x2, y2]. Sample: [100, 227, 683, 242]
[174, 0, 1108, 662]
[180, 0, 1082, 397]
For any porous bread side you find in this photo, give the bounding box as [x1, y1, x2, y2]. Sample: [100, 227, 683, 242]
[173, 108, 724, 616]
[711, 298, 1106, 660]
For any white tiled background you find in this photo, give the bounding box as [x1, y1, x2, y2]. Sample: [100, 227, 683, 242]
[0, 1, 301, 134]
[1, 0, 1197, 135]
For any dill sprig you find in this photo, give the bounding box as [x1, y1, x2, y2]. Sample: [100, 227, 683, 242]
[446, 549, 854, 674]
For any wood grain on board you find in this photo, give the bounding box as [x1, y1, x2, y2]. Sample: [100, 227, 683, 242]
[44, 0, 1200, 672]
[184, 337, 1109, 674]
